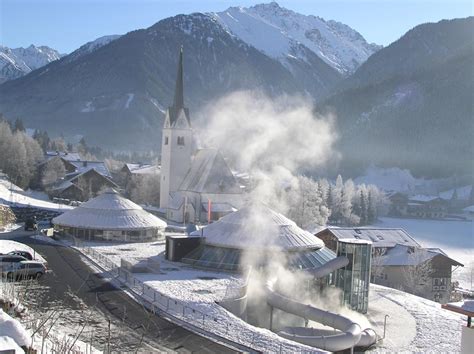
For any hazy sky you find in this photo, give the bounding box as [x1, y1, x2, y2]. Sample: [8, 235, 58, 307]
[1, 0, 472, 53]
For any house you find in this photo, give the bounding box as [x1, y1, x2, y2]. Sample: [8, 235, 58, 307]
[159, 48, 244, 223]
[462, 205, 474, 220]
[315, 227, 463, 303]
[388, 192, 448, 219]
[406, 195, 447, 219]
[49, 168, 118, 202]
[388, 192, 409, 216]
[439, 185, 474, 212]
[119, 163, 160, 187]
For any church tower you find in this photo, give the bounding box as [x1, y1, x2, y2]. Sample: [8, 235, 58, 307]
[159, 47, 194, 209]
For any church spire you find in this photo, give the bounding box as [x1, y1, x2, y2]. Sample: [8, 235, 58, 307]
[167, 46, 190, 127]
[173, 46, 184, 110]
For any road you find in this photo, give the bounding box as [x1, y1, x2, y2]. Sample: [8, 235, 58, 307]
[2, 228, 236, 353]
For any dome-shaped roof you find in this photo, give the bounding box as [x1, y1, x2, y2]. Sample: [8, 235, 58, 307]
[201, 202, 323, 251]
[53, 189, 167, 230]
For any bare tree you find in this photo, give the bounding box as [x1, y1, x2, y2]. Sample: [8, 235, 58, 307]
[402, 248, 434, 297]
[127, 174, 160, 206]
[41, 158, 66, 189]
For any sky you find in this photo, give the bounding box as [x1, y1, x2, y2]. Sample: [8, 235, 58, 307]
[1, 0, 472, 53]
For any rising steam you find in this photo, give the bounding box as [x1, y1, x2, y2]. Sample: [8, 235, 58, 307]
[197, 91, 368, 333]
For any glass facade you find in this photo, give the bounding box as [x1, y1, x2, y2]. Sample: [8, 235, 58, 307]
[334, 239, 372, 314]
[55, 225, 164, 242]
[181, 244, 336, 272]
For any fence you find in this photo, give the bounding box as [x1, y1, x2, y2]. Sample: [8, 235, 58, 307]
[74, 241, 308, 353]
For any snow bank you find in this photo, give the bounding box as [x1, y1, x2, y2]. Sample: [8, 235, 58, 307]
[0, 309, 29, 347]
[0, 184, 73, 212]
[0, 335, 24, 353]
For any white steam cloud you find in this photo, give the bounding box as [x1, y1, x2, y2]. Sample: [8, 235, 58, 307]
[200, 90, 338, 175]
[198, 90, 339, 213]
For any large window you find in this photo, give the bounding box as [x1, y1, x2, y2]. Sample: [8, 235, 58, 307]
[177, 136, 185, 145]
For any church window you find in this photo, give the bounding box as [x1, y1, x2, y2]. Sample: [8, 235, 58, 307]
[164, 136, 169, 145]
[177, 136, 185, 145]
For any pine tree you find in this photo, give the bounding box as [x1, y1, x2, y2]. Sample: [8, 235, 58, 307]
[360, 189, 368, 225]
[13, 118, 25, 132]
[327, 184, 334, 223]
[367, 190, 376, 224]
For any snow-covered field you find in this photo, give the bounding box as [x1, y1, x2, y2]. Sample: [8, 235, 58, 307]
[375, 217, 473, 289]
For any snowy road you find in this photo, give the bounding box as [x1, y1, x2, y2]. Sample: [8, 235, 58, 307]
[2, 229, 235, 353]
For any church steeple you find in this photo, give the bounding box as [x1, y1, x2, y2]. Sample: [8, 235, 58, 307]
[173, 46, 184, 110]
[168, 46, 190, 127]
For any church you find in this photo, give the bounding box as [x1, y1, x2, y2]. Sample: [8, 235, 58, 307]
[159, 48, 244, 223]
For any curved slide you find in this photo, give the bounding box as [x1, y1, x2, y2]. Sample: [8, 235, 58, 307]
[266, 256, 377, 352]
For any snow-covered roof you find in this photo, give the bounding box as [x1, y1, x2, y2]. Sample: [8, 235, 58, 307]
[45, 151, 82, 161]
[202, 202, 237, 213]
[439, 185, 472, 201]
[443, 300, 474, 315]
[201, 202, 324, 251]
[462, 205, 474, 213]
[379, 244, 463, 267]
[125, 163, 160, 175]
[70, 161, 111, 177]
[179, 148, 242, 194]
[323, 227, 421, 248]
[408, 195, 441, 203]
[53, 189, 166, 230]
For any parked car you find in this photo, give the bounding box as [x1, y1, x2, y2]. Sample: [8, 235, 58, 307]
[24, 217, 38, 231]
[7, 250, 33, 260]
[0, 255, 28, 265]
[2, 261, 48, 280]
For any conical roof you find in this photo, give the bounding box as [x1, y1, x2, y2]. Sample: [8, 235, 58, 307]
[53, 189, 167, 230]
[201, 202, 323, 251]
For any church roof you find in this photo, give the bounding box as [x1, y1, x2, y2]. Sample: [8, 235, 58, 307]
[53, 188, 167, 230]
[200, 202, 324, 251]
[179, 148, 242, 194]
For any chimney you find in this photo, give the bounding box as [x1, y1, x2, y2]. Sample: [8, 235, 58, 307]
[83, 161, 88, 167]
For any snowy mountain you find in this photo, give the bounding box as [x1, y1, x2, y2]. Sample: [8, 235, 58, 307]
[64, 35, 121, 63]
[212, 2, 381, 75]
[0, 45, 63, 83]
[0, 13, 341, 150]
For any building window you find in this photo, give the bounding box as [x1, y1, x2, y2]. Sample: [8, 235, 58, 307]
[177, 136, 185, 145]
[164, 136, 169, 145]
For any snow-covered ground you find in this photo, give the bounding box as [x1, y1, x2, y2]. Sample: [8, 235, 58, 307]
[0, 184, 73, 212]
[76, 237, 468, 353]
[368, 284, 464, 353]
[0, 240, 46, 263]
[375, 217, 473, 290]
[0, 224, 21, 234]
[77, 239, 321, 353]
